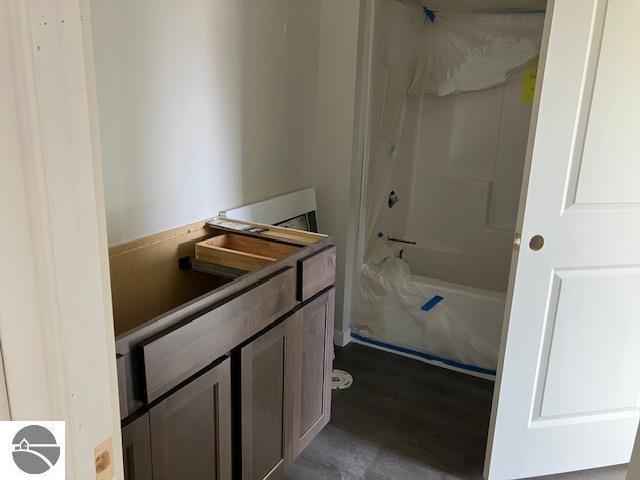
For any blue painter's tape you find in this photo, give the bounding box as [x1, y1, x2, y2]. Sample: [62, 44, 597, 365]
[423, 7, 437, 23]
[421, 295, 444, 312]
[350, 333, 497, 376]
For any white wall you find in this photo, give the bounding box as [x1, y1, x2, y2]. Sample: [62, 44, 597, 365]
[92, 0, 361, 334]
[304, 0, 361, 337]
[92, 0, 323, 246]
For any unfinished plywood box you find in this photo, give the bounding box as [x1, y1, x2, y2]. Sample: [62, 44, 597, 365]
[195, 233, 300, 272]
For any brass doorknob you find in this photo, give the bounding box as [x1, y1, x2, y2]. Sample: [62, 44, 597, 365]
[529, 235, 544, 251]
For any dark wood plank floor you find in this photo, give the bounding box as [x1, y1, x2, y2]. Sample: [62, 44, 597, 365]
[285, 343, 628, 480]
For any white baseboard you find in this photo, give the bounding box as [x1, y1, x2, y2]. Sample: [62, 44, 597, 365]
[333, 328, 352, 347]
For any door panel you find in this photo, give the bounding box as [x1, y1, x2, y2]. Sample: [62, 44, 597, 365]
[536, 269, 640, 419]
[150, 358, 232, 480]
[122, 414, 153, 480]
[290, 289, 335, 457]
[570, 2, 640, 206]
[300, 301, 328, 434]
[241, 321, 291, 480]
[486, 1, 640, 478]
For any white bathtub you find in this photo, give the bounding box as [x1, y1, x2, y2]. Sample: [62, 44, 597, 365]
[354, 258, 506, 378]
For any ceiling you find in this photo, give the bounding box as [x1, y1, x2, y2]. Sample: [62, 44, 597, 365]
[406, 0, 547, 13]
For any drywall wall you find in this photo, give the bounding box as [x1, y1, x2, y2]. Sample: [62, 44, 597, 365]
[92, 0, 322, 246]
[92, 0, 362, 336]
[304, 0, 360, 336]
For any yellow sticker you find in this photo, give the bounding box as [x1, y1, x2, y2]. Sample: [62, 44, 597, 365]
[522, 68, 537, 103]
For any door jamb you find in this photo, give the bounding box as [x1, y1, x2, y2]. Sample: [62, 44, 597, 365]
[341, 0, 377, 346]
[0, 0, 124, 478]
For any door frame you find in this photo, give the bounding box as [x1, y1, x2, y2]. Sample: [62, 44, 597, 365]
[341, 0, 377, 346]
[0, 0, 123, 478]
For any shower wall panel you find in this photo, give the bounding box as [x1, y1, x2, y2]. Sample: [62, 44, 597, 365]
[367, 0, 534, 292]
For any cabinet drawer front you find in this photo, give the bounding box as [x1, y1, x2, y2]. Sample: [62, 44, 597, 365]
[296, 246, 336, 302]
[141, 267, 296, 402]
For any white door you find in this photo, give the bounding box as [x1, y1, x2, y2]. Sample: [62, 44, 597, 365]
[485, 0, 640, 478]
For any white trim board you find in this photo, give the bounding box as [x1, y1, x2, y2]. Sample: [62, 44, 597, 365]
[333, 329, 352, 347]
[341, 0, 376, 343]
[220, 188, 317, 225]
[0, 0, 124, 477]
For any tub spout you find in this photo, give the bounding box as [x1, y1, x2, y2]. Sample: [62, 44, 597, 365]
[388, 237, 416, 245]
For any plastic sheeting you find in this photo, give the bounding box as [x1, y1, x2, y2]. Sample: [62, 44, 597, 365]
[355, 8, 543, 374]
[409, 13, 545, 96]
[355, 242, 502, 373]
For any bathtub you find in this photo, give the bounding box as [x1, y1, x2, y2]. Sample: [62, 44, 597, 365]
[353, 258, 506, 379]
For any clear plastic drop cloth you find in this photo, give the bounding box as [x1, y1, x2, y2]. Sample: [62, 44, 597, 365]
[355, 241, 501, 372]
[409, 12, 545, 96]
[355, 8, 543, 374]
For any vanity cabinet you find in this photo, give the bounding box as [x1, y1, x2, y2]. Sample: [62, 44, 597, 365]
[113, 219, 336, 480]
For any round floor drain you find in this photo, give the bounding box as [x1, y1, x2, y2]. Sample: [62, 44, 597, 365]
[332, 369, 353, 390]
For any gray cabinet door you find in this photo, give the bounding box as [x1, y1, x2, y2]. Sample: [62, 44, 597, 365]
[289, 288, 335, 458]
[241, 321, 292, 480]
[122, 413, 153, 480]
[150, 358, 232, 480]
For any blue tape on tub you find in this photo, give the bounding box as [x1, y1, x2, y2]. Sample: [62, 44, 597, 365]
[350, 333, 497, 376]
[423, 7, 437, 23]
[421, 295, 444, 312]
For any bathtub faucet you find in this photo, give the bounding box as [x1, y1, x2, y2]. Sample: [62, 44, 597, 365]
[387, 237, 417, 245]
